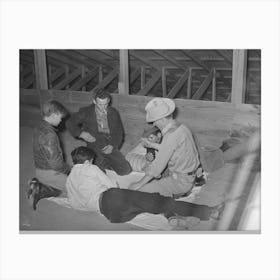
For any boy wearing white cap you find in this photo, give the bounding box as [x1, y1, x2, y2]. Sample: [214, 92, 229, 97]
[128, 98, 200, 197]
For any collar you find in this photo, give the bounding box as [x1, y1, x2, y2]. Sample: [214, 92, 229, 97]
[161, 119, 177, 136]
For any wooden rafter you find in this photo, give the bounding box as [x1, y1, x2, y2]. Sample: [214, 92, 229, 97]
[74, 50, 114, 68]
[53, 68, 81, 90]
[22, 74, 34, 89]
[162, 67, 166, 97]
[129, 50, 162, 71]
[192, 69, 214, 100]
[46, 51, 79, 68]
[70, 67, 99, 91]
[167, 69, 189, 99]
[137, 71, 161, 96]
[52, 50, 97, 69]
[153, 50, 187, 71]
[187, 68, 192, 99]
[49, 68, 65, 83]
[91, 66, 119, 92]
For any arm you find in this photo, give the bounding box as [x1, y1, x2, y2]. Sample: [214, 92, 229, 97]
[109, 109, 124, 149]
[41, 133, 70, 174]
[66, 108, 87, 138]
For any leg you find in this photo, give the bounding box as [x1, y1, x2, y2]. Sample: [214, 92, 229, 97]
[99, 188, 216, 223]
[99, 188, 173, 223]
[140, 176, 193, 197]
[35, 169, 67, 196]
[105, 149, 132, 175]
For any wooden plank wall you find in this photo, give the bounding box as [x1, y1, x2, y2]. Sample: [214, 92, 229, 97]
[20, 89, 260, 148]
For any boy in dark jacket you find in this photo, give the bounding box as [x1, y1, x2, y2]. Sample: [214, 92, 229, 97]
[66, 88, 132, 175]
[30, 100, 70, 207]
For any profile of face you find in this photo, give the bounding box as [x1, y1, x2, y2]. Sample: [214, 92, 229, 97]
[94, 97, 110, 114]
[147, 132, 162, 143]
[49, 113, 63, 126]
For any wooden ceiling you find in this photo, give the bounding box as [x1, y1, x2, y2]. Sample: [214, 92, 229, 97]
[20, 49, 261, 104]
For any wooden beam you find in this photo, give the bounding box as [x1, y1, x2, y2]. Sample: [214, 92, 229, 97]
[231, 50, 247, 105]
[187, 68, 192, 99]
[98, 66, 103, 83]
[141, 67, 146, 89]
[74, 50, 114, 68]
[192, 69, 214, 100]
[162, 67, 167, 97]
[92, 66, 119, 92]
[81, 65, 86, 91]
[167, 69, 189, 99]
[137, 71, 161, 96]
[154, 50, 186, 71]
[53, 68, 81, 90]
[46, 51, 79, 68]
[70, 67, 99, 91]
[49, 68, 65, 84]
[22, 74, 34, 89]
[119, 50, 129, 95]
[34, 50, 48, 90]
[130, 50, 162, 71]
[113, 67, 140, 93]
[212, 68, 216, 101]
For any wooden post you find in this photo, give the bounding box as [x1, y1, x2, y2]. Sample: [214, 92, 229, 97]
[118, 49, 129, 95]
[141, 66, 146, 89]
[48, 64, 52, 88]
[231, 50, 247, 105]
[212, 68, 216, 101]
[98, 66, 103, 83]
[187, 68, 192, 99]
[34, 50, 48, 90]
[65, 65, 70, 89]
[34, 50, 48, 109]
[81, 65, 86, 91]
[162, 67, 166, 97]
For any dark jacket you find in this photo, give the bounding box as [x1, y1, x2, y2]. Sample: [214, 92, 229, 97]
[66, 104, 124, 151]
[33, 120, 70, 174]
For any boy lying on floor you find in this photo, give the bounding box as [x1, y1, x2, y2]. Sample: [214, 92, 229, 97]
[28, 146, 224, 226]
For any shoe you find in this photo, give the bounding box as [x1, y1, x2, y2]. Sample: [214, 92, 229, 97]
[210, 202, 225, 220]
[27, 178, 62, 210]
[168, 216, 200, 229]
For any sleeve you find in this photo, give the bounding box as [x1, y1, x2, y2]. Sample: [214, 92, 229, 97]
[145, 133, 176, 178]
[90, 166, 117, 189]
[41, 132, 70, 174]
[110, 109, 124, 149]
[65, 108, 87, 138]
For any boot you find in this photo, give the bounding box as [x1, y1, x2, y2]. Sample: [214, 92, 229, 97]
[27, 178, 62, 210]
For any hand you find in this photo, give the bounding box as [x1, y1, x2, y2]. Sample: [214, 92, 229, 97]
[102, 145, 113, 154]
[141, 138, 156, 149]
[145, 152, 155, 162]
[79, 131, 96, 143]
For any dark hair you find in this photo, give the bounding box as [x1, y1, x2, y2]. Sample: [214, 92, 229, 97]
[42, 100, 68, 117]
[71, 146, 96, 164]
[92, 88, 111, 101]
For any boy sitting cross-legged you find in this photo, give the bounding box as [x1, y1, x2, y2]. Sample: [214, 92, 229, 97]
[66, 146, 224, 226]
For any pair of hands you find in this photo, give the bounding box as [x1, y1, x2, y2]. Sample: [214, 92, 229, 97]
[79, 131, 113, 154]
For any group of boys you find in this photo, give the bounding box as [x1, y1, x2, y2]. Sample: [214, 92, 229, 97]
[28, 88, 260, 227]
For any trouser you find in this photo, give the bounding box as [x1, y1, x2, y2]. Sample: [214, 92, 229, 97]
[35, 169, 67, 196]
[99, 188, 213, 223]
[139, 175, 195, 197]
[93, 148, 132, 176]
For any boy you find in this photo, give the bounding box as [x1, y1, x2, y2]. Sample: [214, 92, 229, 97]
[66, 146, 224, 225]
[32, 100, 70, 196]
[125, 125, 162, 172]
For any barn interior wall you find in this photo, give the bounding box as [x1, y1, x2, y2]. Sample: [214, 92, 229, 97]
[20, 89, 260, 151]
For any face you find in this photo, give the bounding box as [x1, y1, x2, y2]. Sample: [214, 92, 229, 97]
[153, 118, 165, 130]
[50, 113, 63, 126]
[94, 97, 110, 114]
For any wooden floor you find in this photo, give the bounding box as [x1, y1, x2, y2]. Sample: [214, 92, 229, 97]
[19, 125, 259, 232]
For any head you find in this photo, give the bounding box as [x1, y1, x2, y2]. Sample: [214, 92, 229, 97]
[92, 88, 111, 114]
[145, 98, 175, 130]
[71, 146, 96, 165]
[142, 126, 162, 143]
[42, 100, 68, 127]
